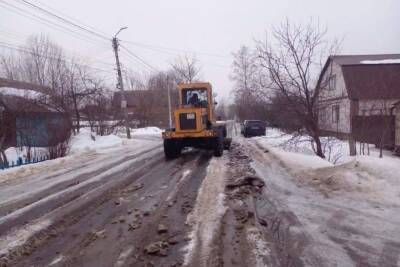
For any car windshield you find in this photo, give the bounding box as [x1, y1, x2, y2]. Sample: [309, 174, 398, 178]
[182, 88, 208, 107]
[246, 120, 265, 126]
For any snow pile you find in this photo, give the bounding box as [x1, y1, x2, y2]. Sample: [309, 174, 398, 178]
[270, 148, 333, 171]
[256, 128, 348, 164]
[183, 157, 227, 266]
[69, 128, 123, 154]
[131, 127, 162, 135]
[4, 147, 48, 165]
[1, 126, 162, 176]
[253, 127, 400, 197]
[360, 59, 400, 64]
[349, 156, 400, 202]
[299, 160, 383, 196]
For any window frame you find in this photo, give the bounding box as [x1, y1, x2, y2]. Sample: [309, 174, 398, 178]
[332, 104, 340, 123]
[328, 74, 337, 91]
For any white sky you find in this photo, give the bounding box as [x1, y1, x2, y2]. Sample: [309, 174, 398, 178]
[0, 0, 399, 101]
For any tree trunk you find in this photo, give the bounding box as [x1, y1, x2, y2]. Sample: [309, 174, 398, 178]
[312, 134, 325, 158]
[73, 99, 80, 134]
[0, 136, 8, 166]
[349, 136, 357, 156]
[0, 150, 8, 166]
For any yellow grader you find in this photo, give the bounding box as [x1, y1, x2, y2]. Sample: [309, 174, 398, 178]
[162, 82, 231, 158]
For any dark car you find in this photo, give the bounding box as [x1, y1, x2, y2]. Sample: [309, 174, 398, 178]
[241, 120, 266, 137]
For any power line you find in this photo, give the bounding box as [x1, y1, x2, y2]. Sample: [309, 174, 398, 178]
[120, 45, 159, 72]
[16, 0, 109, 41]
[0, 0, 107, 46]
[121, 39, 231, 59]
[34, 0, 110, 37]
[119, 50, 157, 73]
[0, 41, 113, 73]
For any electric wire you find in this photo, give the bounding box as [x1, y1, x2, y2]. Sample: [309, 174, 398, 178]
[16, 0, 109, 41]
[0, 0, 108, 46]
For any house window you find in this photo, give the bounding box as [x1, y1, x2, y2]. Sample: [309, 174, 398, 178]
[329, 74, 336, 90]
[332, 105, 340, 123]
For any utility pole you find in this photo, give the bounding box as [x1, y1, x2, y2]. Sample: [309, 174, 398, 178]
[167, 75, 172, 129]
[112, 27, 131, 139]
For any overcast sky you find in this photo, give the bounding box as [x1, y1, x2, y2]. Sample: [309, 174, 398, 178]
[0, 0, 399, 100]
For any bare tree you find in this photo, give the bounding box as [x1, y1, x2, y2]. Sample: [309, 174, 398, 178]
[231, 46, 270, 121]
[170, 55, 201, 83]
[66, 63, 105, 133]
[257, 19, 339, 158]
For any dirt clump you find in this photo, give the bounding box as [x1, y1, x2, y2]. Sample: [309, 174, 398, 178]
[143, 241, 169, 257]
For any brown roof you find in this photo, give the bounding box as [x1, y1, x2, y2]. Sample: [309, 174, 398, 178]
[0, 95, 50, 112]
[0, 77, 52, 95]
[317, 54, 400, 100]
[331, 54, 400, 65]
[342, 64, 400, 99]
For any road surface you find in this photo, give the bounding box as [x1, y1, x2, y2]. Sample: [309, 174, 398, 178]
[1, 129, 400, 267]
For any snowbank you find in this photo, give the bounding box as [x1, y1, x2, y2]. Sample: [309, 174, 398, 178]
[1, 127, 162, 175]
[269, 148, 333, 170]
[131, 127, 162, 136]
[256, 128, 348, 164]
[254, 127, 400, 198]
[69, 128, 123, 154]
[183, 157, 227, 266]
[4, 147, 48, 165]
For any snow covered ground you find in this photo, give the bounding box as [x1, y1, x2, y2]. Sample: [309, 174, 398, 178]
[252, 127, 400, 200]
[255, 127, 396, 164]
[243, 136, 400, 266]
[0, 127, 163, 259]
[3, 126, 163, 168]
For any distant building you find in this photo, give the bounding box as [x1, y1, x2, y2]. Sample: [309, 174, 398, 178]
[317, 54, 400, 154]
[112, 90, 153, 115]
[112, 90, 172, 127]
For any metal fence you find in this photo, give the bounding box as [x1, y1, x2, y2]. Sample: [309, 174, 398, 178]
[0, 155, 50, 170]
[352, 115, 395, 146]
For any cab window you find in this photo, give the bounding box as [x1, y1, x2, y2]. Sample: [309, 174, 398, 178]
[182, 88, 208, 107]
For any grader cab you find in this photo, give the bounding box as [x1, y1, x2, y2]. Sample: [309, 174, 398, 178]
[162, 82, 231, 158]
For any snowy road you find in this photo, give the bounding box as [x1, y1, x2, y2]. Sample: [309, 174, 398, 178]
[1, 129, 400, 267]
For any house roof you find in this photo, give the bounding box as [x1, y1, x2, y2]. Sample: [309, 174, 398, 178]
[330, 54, 400, 65]
[342, 64, 400, 99]
[0, 95, 51, 113]
[317, 54, 400, 100]
[0, 77, 52, 95]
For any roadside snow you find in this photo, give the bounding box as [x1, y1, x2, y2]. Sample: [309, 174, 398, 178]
[246, 139, 399, 266]
[0, 127, 162, 206]
[2, 126, 162, 173]
[69, 128, 124, 154]
[268, 148, 333, 170]
[131, 126, 162, 135]
[0, 219, 52, 256]
[246, 227, 272, 267]
[256, 127, 395, 165]
[4, 147, 48, 165]
[254, 133, 400, 199]
[360, 59, 400, 64]
[183, 156, 227, 266]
